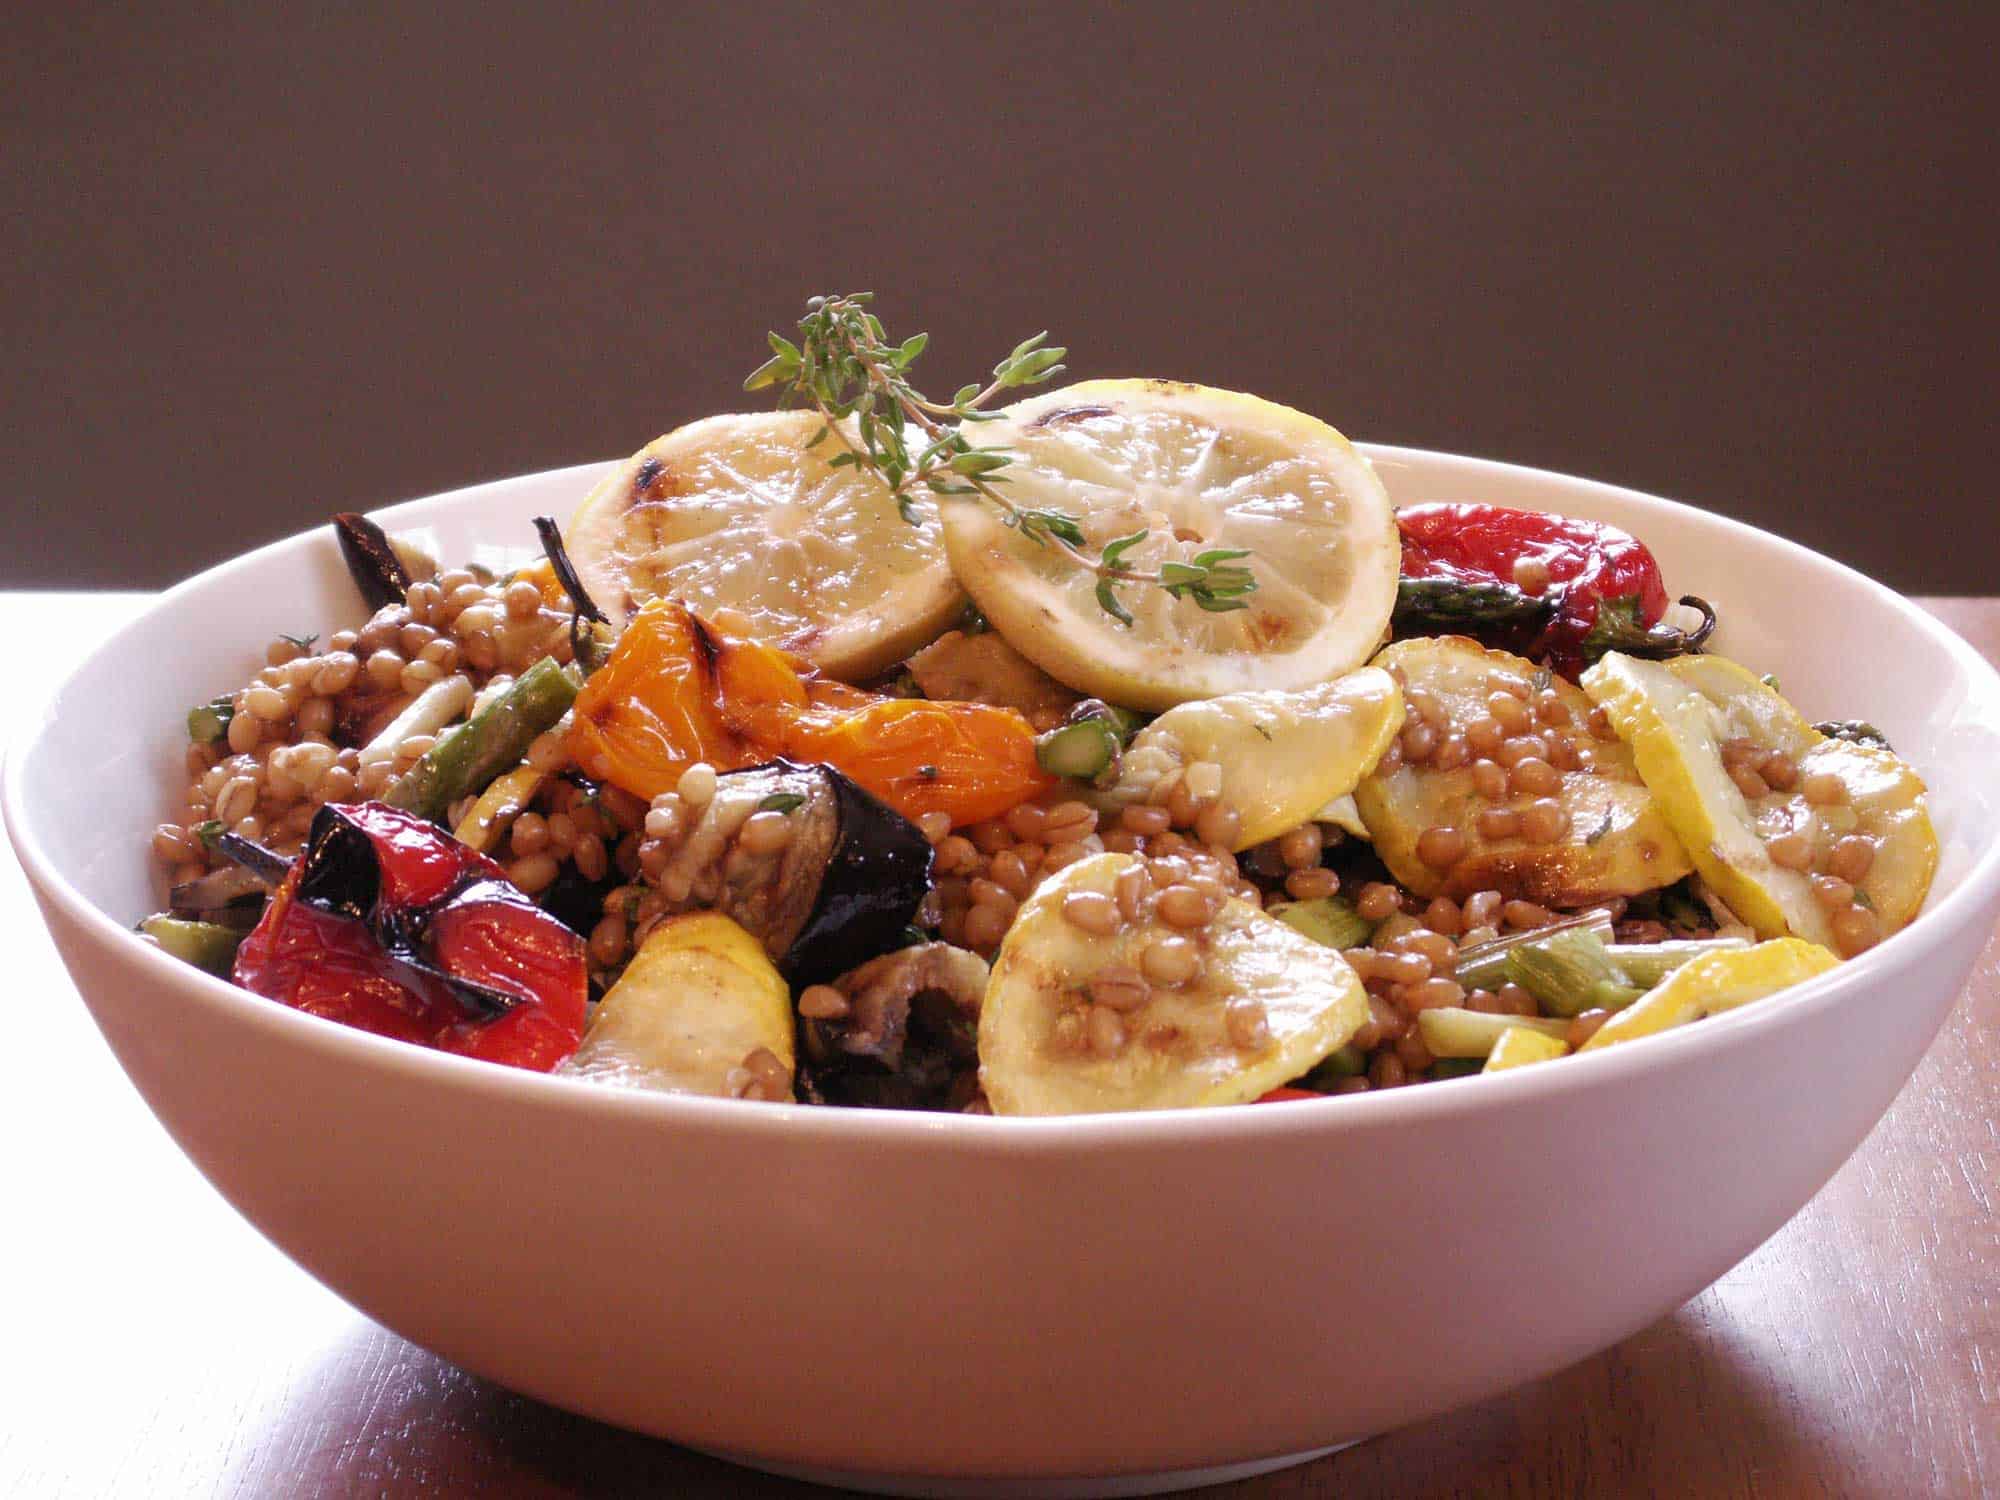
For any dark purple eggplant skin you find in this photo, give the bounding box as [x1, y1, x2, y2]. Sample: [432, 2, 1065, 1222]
[292, 801, 528, 1020]
[333, 512, 413, 612]
[779, 764, 933, 986]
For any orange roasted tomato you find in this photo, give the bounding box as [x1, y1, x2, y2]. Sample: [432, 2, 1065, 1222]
[569, 600, 1051, 826]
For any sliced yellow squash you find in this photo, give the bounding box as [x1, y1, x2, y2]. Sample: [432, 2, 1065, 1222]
[1314, 793, 1370, 841]
[1579, 937, 1838, 1051]
[938, 380, 1401, 709]
[1353, 637, 1690, 903]
[1113, 666, 1403, 850]
[979, 852, 1368, 1114]
[563, 912, 794, 1097]
[1579, 653, 1938, 944]
[452, 765, 549, 854]
[1483, 1027, 1570, 1071]
[1801, 739, 1937, 935]
[567, 410, 965, 680]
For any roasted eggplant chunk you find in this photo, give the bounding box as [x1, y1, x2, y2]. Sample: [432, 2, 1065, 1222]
[651, 760, 933, 986]
[797, 942, 989, 1110]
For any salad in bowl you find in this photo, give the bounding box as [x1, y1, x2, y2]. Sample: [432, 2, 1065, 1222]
[138, 295, 1940, 1115]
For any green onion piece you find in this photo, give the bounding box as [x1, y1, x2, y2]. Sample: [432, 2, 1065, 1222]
[1503, 928, 1630, 1019]
[1270, 897, 1375, 951]
[1453, 907, 1617, 992]
[1302, 1043, 1368, 1085]
[1430, 1057, 1486, 1080]
[137, 914, 245, 976]
[1417, 1007, 1572, 1059]
[1034, 719, 1120, 780]
[1585, 979, 1646, 1013]
[187, 695, 234, 745]
[1602, 937, 1753, 989]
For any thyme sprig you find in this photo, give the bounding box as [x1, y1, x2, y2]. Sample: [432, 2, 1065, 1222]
[745, 293, 1256, 624]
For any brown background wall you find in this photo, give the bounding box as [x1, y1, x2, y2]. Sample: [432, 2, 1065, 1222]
[4, 3, 1994, 591]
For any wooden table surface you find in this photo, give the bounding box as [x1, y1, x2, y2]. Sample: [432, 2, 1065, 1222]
[4, 596, 1994, 1499]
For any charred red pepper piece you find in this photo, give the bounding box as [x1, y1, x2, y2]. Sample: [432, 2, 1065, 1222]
[1395, 503, 1713, 678]
[233, 801, 586, 1071]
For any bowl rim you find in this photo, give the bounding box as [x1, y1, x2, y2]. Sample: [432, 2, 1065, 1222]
[9, 441, 2000, 1152]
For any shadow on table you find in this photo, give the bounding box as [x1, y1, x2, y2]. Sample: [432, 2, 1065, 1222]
[220, 1323, 834, 1498]
[222, 1302, 1894, 1500]
[1199, 1303, 1897, 1500]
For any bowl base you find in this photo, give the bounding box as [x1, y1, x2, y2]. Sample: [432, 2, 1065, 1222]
[692, 1439, 1364, 1497]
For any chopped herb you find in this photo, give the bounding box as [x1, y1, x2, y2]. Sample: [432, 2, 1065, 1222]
[280, 633, 319, 652]
[1253, 723, 1274, 742]
[1532, 665, 1553, 694]
[746, 293, 1258, 621]
[758, 791, 807, 813]
[195, 819, 225, 850]
[917, 764, 940, 780]
[1760, 673, 1781, 692]
[1584, 807, 1614, 845]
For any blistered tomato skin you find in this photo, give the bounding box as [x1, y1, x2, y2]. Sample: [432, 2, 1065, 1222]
[569, 599, 1052, 826]
[232, 802, 587, 1072]
[1397, 504, 1670, 676]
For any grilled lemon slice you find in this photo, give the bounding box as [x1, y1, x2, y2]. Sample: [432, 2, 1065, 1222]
[978, 852, 1368, 1114]
[567, 411, 964, 681]
[938, 380, 1400, 709]
[1580, 653, 1938, 944]
[1353, 637, 1691, 904]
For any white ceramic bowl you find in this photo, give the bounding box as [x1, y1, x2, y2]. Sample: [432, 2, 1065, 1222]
[10, 449, 2000, 1497]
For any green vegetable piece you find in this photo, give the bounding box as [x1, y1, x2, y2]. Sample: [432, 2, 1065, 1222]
[384, 657, 579, 821]
[1269, 897, 1375, 951]
[138, 915, 245, 976]
[1453, 907, 1618, 992]
[1034, 719, 1121, 780]
[1503, 928, 1630, 1019]
[1602, 937, 1752, 989]
[187, 695, 234, 745]
[1430, 1057, 1486, 1080]
[1416, 1007, 1571, 1059]
[1585, 979, 1645, 1013]
[1392, 576, 1554, 636]
[1303, 1043, 1368, 1084]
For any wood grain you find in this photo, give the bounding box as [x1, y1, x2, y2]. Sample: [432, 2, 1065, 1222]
[3, 597, 1994, 1499]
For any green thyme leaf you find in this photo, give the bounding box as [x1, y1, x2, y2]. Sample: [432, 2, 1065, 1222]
[1095, 579, 1135, 627]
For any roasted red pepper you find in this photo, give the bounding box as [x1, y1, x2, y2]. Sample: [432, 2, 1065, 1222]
[1395, 503, 1713, 678]
[233, 801, 587, 1071]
